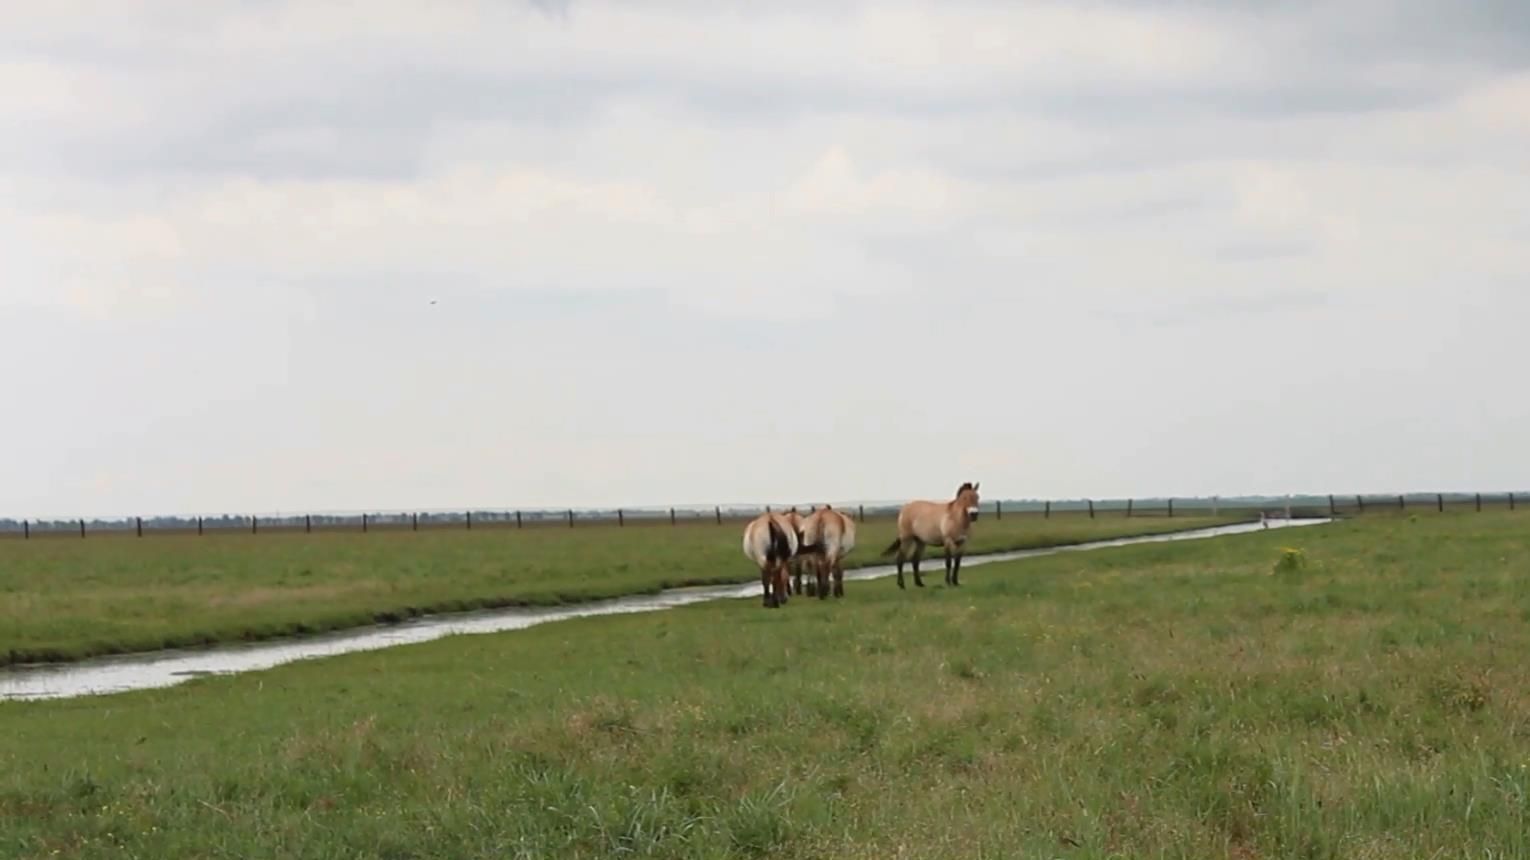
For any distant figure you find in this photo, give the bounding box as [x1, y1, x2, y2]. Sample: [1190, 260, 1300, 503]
[1261, 511, 1269, 529]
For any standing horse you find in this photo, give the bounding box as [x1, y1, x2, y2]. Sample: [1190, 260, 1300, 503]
[776, 508, 811, 596]
[798, 505, 857, 598]
[879, 482, 981, 589]
[743, 510, 798, 608]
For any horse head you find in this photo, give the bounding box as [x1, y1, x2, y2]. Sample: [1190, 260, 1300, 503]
[956, 481, 982, 521]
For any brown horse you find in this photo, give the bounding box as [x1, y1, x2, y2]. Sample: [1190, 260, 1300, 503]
[797, 505, 857, 598]
[776, 507, 811, 596]
[879, 482, 981, 589]
[743, 510, 798, 608]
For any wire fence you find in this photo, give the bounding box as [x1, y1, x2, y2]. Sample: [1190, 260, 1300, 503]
[0, 491, 1522, 539]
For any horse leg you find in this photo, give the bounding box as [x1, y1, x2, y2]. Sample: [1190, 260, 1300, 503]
[943, 540, 954, 585]
[761, 566, 775, 608]
[896, 539, 908, 589]
[776, 562, 790, 606]
[816, 556, 829, 600]
[952, 542, 965, 586]
[911, 540, 926, 588]
[833, 557, 845, 598]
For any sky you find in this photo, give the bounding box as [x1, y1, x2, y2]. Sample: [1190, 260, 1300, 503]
[2, 0, 1528, 518]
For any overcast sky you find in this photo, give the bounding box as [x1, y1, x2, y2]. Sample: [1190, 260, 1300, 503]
[3, 1, 1528, 517]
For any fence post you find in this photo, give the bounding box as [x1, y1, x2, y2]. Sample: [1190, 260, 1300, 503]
[858, 504, 865, 522]
[22, 520, 28, 540]
[466, 511, 472, 531]
[198, 516, 204, 536]
[516, 511, 523, 529]
[1328, 495, 1335, 516]
[1398, 495, 1405, 511]
[617, 509, 624, 527]
[1437, 494, 1444, 513]
[305, 514, 312, 534]
[1357, 495, 1364, 513]
[1476, 493, 1482, 512]
[715, 506, 723, 525]
[1126, 498, 1133, 518]
[252, 516, 258, 535]
[1168, 498, 1175, 518]
[1044, 500, 1051, 519]
[568, 509, 574, 528]
[669, 508, 676, 526]
[1087, 499, 1095, 519]
[80, 519, 86, 538]
[363, 513, 368, 533]
[996, 500, 1002, 520]
[1510, 492, 1516, 511]
[412, 512, 418, 532]
[136, 516, 143, 538]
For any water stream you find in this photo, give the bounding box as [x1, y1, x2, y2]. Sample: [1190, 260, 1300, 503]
[0, 517, 1330, 702]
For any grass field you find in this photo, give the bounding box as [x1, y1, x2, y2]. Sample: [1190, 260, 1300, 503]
[0, 513, 1245, 666]
[3, 511, 1528, 858]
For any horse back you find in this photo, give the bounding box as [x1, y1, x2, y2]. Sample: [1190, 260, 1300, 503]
[805, 507, 857, 559]
[897, 500, 949, 542]
[743, 512, 797, 567]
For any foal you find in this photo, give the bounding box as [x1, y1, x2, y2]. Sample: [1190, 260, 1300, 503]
[880, 482, 982, 589]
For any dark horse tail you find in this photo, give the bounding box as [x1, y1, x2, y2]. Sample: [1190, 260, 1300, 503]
[879, 537, 902, 557]
[766, 518, 794, 564]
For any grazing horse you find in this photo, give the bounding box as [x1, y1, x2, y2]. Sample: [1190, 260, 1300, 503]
[880, 482, 981, 589]
[797, 505, 857, 598]
[743, 510, 798, 608]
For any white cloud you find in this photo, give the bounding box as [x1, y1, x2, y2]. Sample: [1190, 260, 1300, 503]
[2, 0, 1529, 516]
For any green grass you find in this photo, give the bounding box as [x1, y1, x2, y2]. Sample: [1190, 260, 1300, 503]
[3, 511, 1528, 858]
[0, 513, 1242, 666]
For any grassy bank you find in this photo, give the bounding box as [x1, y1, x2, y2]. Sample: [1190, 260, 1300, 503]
[0, 513, 1242, 666]
[3, 512, 1528, 858]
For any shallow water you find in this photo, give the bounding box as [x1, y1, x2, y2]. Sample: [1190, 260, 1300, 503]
[0, 517, 1329, 702]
